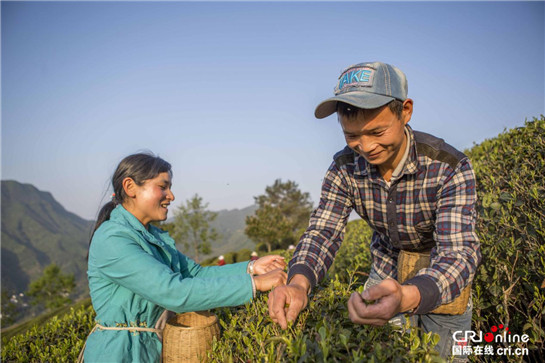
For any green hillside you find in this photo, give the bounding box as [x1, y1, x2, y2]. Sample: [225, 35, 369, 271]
[1, 181, 93, 296]
[207, 204, 257, 257]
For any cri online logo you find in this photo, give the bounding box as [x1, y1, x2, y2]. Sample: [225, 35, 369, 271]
[453, 325, 529, 344]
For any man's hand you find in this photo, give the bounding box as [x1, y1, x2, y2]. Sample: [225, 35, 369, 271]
[268, 274, 310, 329]
[253, 255, 286, 275]
[253, 269, 287, 292]
[348, 278, 420, 326]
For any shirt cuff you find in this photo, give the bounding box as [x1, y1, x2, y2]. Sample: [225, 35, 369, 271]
[403, 275, 441, 314]
[287, 264, 316, 291]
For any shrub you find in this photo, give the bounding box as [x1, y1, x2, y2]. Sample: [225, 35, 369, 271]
[207, 221, 440, 361]
[210, 269, 441, 362]
[466, 116, 545, 361]
[329, 219, 373, 284]
[1, 304, 95, 362]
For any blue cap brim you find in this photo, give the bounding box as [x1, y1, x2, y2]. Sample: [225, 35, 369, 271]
[314, 92, 396, 119]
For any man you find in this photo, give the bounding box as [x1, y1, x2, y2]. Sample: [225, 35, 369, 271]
[268, 61, 481, 358]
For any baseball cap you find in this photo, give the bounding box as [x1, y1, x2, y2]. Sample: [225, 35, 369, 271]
[314, 61, 408, 119]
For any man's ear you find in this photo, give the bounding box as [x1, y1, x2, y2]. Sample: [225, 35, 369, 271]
[122, 177, 137, 198]
[402, 98, 413, 125]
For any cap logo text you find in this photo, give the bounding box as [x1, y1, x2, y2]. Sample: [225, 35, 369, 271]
[337, 67, 374, 92]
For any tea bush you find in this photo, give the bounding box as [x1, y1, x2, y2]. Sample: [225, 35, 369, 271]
[1, 304, 95, 362]
[209, 246, 442, 362]
[329, 218, 373, 284]
[466, 116, 545, 361]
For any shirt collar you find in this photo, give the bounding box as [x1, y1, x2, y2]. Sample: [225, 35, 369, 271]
[353, 124, 420, 179]
[391, 128, 411, 179]
[404, 125, 420, 175]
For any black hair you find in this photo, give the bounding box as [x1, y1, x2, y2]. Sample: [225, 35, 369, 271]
[89, 152, 172, 248]
[337, 99, 404, 120]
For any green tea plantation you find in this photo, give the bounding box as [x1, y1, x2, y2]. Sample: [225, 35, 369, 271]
[2, 117, 543, 362]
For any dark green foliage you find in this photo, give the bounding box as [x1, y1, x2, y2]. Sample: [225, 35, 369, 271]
[234, 248, 252, 262]
[330, 219, 373, 284]
[2, 302, 95, 362]
[223, 251, 236, 264]
[1, 298, 92, 342]
[27, 264, 75, 310]
[246, 179, 313, 252]
[466, 117, 545, 361]
[171, 194, 218, 263]
[246, 204, 294, 252]
[209, 248, 442, 362]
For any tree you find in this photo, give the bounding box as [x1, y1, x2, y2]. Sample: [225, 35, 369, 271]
[246, 179, 313, 252]
[245, 204, 293, 252]
[171, 194, 218, 263]
[27, 264, 75, 310]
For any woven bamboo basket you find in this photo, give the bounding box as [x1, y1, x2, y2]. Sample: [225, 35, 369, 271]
[162, 311, 220, 363]
[398, 250, 471, 315]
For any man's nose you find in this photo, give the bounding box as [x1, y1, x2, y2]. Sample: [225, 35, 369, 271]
[352, 136, 376, 154]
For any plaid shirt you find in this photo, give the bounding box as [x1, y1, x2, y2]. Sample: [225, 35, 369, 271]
[288, 125, 481, 313]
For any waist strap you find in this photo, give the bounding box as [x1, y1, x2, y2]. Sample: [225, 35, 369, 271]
[95, 323, 162, 333]
[76, 324, 163, 363]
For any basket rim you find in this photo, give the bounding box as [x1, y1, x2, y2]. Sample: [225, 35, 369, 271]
[166, 313, 219, 330]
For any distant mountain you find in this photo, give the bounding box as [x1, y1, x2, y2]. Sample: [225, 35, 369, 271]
[1, 180, 93, 296]
[163, 204, 258, 260]
[207, 205, 258, 258]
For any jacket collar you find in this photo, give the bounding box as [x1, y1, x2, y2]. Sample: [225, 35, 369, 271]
[110, 205, 173, 247]
[111, 205, 149, 234]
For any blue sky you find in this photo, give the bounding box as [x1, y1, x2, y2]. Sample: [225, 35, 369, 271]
[2, 1, 544, 220]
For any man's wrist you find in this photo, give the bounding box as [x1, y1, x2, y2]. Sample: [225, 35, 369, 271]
[288, 274, 311, 295]
[400, 284, 421, 314]
[287, 264, 317, 290]
[403, 276, 441, 314]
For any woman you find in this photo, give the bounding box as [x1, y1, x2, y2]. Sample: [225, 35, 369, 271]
[82, 153, 286, 362]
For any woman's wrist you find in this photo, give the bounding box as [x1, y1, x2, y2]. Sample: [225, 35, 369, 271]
[250, 275, 257, 298]
[247, 260, 255, 275]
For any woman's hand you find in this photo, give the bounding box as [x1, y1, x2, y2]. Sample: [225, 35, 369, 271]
[253, 255, 286, 275]
[253, 269, 287, 292]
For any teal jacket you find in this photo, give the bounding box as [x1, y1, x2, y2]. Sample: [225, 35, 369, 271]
[84, 205, 253, 363]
